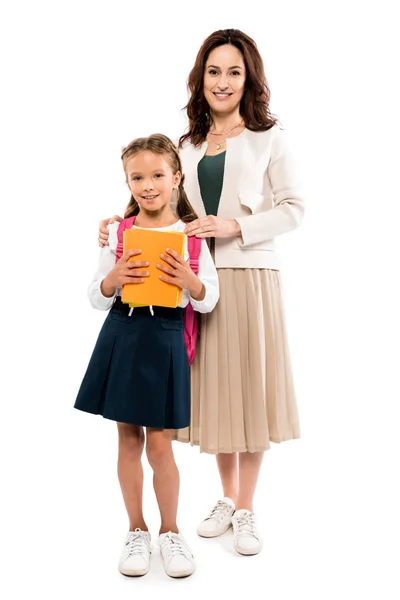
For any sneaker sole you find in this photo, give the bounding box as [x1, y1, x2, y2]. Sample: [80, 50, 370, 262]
[197, 522, 232, 538]
[166, 567, 195, 578]
[235, 544, 263, 556]
[119, 567, 149, 577]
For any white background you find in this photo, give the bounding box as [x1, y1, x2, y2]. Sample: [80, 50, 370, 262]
[1, 1, 399, 598]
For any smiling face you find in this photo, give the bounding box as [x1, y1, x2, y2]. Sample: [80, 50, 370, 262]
[203, 44, 246, 115]
[125, 151, 181, 214]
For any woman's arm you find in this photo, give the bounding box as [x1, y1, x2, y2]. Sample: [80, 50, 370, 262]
[185, 128, 304, 245]
[235, 128, 304, 247]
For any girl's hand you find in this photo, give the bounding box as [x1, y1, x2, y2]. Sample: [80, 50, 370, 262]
[98, 215, 123, 247]
[157, 249, 205, 301]
[184, 216, 241, 239]
[100, 250, 149, 297]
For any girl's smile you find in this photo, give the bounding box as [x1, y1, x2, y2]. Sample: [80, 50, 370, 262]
[141, 194, 160, 202]
[125, 150, 180, 216]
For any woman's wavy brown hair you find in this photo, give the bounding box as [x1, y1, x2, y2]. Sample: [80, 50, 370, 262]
[179, 29, 278, 148]
[121, 134, 198, 223]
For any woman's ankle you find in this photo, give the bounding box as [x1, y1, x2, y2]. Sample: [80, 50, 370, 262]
[223, 492, 238, 505]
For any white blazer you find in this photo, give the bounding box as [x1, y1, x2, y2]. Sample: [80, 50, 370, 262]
[180, 125, 305, 269]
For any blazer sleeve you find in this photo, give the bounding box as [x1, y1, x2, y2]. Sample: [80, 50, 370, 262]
[235, 127, 305, 247]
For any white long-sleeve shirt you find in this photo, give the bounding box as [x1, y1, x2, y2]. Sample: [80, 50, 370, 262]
[88, 220, 219, 313]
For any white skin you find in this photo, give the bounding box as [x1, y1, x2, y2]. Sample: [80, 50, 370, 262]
[186, 47, 264, 512]
[98, 45, 246, 246]
[117, 424, 182, 535]
[101, 150, 205, 301]
[99, 46, 264, 514]
[185, 43, 247, 241]
[104, 150, 205, 535]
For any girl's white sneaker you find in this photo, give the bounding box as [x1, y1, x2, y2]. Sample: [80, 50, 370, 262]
[158, 531, 195, 578]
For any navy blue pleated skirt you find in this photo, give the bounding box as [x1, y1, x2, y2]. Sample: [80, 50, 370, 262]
[74, 298, 190, 429]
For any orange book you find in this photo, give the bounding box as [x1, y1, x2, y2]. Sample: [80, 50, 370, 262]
[122, 227, 186, 308]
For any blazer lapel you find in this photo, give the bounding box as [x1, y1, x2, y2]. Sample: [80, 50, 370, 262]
[217, 130, 249, 218]
[181, 130, 249, 220]
[181, 141, 208, 218]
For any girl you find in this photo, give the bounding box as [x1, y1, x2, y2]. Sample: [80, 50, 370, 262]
[75, 134, 219, 578]
[99, 29, 304, 557]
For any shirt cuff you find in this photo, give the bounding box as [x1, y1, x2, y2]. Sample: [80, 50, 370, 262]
[91, 278, 116, 310]
[189, 283, 214, 313]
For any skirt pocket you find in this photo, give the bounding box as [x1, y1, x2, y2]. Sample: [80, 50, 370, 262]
[159, 317, 183, 331]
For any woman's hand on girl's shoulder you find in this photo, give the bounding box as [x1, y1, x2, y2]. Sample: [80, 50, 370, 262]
[98, 215, 123, 247]
[184, 216, 241, 239]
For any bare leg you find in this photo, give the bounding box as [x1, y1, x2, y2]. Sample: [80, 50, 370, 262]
[216, 453, 239, 503]
[236, 451, 264, 511]
[117, 423, 148, 531]
[146, 429, 180, 534]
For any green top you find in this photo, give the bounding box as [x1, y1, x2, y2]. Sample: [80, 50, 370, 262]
[197, 151, 226, 216]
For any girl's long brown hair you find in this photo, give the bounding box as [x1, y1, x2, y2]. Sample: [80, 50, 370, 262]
[179, 29, 278, 148]
[121, 134, 198, 222]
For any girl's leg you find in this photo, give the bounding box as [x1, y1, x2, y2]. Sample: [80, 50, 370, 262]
[117, 422, 148, 531]
[236, 451, 264, 511]
[146, 428, 179, 534]
[216, 453, 239, 503]
[147, 429, 195, 577]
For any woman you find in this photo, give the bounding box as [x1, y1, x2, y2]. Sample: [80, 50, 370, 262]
[99, 29, 304, 556]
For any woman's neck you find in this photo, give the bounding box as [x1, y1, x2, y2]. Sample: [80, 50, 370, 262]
[135, 207, 178, 229]
[210, 110, 243, 134]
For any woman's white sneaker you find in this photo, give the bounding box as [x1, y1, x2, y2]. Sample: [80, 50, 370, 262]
[158, 531, 195, 578]
[118, 528, 151, 576]
[231, 509, 263, 555]
[197, 497, 235, 537]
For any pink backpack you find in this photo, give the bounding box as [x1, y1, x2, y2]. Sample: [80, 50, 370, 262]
[116, 216, 202, 365]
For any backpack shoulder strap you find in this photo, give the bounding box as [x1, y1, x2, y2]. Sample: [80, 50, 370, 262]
[184, 235, 202, 366]
[116, 216, 136, 261]
[187, 235, 202, 274]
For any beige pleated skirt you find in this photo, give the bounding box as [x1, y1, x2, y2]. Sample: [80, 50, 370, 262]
[173, 268, 300, 454]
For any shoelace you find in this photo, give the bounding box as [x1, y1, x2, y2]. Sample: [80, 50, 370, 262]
[161, 533, 193, 559]
[206, 500, 232, 523]
[234, 513, 259, 538]
[125, 530, 149, 558]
